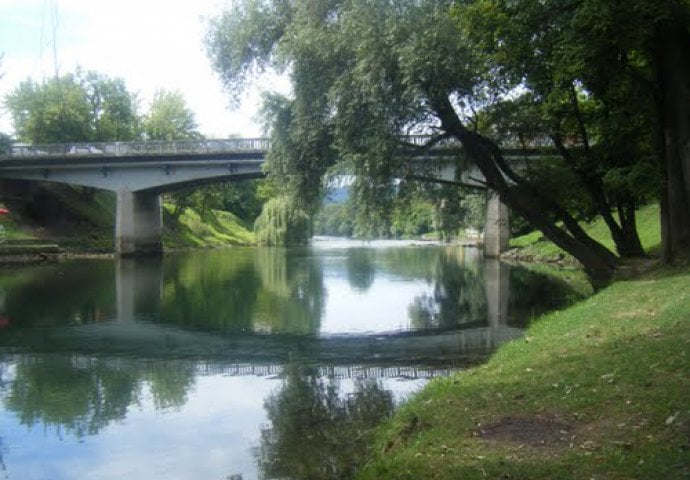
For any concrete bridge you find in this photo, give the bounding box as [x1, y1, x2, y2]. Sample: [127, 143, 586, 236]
[0, 137, 533, 256]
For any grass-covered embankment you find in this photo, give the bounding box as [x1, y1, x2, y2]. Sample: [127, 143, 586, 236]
[0, 185, 256, 252]
[360, 266, 690, 479]
[508, 203, 661, 263]
[162, 203, 255, 249]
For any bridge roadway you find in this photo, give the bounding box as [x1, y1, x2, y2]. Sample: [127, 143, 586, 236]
[0, 136, 539, 256]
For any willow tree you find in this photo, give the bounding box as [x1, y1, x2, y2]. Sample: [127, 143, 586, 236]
[206, 0, 687, 284]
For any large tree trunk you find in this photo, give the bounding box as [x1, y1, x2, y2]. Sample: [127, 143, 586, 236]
[430, 94, 618, 286]
[656, 18, 690, 262]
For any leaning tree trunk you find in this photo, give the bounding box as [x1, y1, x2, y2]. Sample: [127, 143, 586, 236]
[656, 18, 690, 262]
[430, 94, 618, 287]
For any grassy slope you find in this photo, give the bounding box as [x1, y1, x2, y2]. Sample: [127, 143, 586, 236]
[162, 203, 255, 248]
[510, 203, 661, 260]
[360, 204, 689, 479]
[361, 268, 690, 479]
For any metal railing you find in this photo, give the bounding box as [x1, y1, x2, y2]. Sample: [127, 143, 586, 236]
[7, 137, 270, 159]
[4, 134, 555, 160]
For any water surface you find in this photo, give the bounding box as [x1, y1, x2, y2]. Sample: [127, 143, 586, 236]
[0, 242, 584, 479]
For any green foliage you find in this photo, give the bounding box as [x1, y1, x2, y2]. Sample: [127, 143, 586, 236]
[313, 202, 355, 237]
[162, 202, 255, 248]
[142, 89, 200, 141]
[254, 195, 311, 246]
[83, 70, 140, 141]
[4, 71, 139, 143]
[206, 0, 689, 279]
[259, 363, 394, 480]
[5, 75, 91, 143]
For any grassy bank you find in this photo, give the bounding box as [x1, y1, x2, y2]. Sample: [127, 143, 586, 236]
[162, 204, 255, 249]
[508, 203, 661, 262]
[0, 187, 256, 252]
[359, 266, 690, 479]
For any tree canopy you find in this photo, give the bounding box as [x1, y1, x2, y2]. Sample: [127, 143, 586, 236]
[206, 0, 690, 285]
[4, 70, 139, 144]
[142, 89, 200, 141]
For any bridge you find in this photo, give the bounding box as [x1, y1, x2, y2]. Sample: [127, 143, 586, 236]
[0, 137, 536, 256]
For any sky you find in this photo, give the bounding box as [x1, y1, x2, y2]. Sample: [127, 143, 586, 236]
[0, 0, 288, 139]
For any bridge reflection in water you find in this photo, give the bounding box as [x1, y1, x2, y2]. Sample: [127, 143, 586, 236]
[0, 254, 520, 375]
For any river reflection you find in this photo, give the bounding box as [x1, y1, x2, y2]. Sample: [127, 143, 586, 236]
[0, 242, 587, 479]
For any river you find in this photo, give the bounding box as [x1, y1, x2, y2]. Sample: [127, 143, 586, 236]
[0, 240, 586, 480]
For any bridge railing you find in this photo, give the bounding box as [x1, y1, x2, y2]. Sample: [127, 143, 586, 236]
[5, 135, 555, 160]
[7, 138, 271, 159]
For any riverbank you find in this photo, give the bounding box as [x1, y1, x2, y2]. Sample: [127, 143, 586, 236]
[358, 264, 690, 479]
[503, 203, 661, 266]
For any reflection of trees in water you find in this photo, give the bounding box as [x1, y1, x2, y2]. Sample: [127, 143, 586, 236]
[253, 248, 325, 335]
[408, 250, 584, 330]
[344, 248, 376, 292]
[0, 262, 116, 327]
[257, 363, 394, 480]
[2, 356, 196, 437]
[409, 250, 487, 330]
[161, 250, 261, 332]
[507, 267, 587, 328]
[5, 356, 140, 437]
[0, 435, 6, 474]
[158, 249, 326, 335]
[145, 362, 196, 411]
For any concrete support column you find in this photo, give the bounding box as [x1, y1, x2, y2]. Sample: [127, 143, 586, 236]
[115, 190, 162, 256]
[484, 190, 509, 258]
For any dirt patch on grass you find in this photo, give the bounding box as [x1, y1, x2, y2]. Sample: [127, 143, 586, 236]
[477, 415, 573, 448]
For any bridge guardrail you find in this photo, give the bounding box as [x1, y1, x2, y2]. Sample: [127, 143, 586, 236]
[7, 138, 271, 159]
[5, 135, 554, 160]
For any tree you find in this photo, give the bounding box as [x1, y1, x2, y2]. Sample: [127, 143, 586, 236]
[458, 0, 673, 259]
[83, 70, 140, 141]
[142, 89, 203, 218]
[205, 1, 604, 284]
[4, 70, 139, 144]
[5, 74, 92, 143]
[143, 89, 200, 141]
[207, 0, 689, 285]
[654, 9, 690, 262]
[254, 194, 311, 245]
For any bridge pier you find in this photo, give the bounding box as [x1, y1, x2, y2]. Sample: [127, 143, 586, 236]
[115, 191, 163, 256]
[484, 191, 510, 258]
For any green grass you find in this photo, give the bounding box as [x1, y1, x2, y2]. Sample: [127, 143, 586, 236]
[510, 203, 661, 261]
[1, 190, 256, 251]
[359, 266, 690, 479]
[162, 203, 256, 248]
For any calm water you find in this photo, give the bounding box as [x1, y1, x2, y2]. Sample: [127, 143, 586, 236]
[0, 241, 585, 480]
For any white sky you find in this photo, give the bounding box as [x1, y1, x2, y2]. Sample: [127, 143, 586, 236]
[0, 0, 288, 139]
